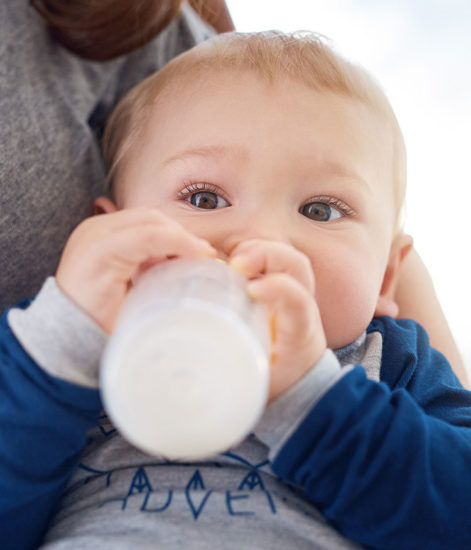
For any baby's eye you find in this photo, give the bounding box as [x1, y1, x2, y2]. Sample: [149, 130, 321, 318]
[190, 191, 229, 209]
[178, 183, 230, 210]
[299, 201, 344, 222]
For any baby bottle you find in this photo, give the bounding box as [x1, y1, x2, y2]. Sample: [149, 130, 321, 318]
[100, 258, 270, 460]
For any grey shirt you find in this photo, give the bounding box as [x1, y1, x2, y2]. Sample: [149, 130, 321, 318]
[0, 1, 214, 311]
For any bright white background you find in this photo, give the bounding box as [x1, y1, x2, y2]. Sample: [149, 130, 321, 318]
[226, 0, 471, 379]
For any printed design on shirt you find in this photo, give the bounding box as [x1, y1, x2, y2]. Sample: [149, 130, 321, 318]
[77, 463, 113, 488]
[69, 420, 319, 521]
[97, 412, 117, 437]
[73, 449, 279, 520]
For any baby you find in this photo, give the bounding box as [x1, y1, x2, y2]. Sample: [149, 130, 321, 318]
[2, 31, 471, 550]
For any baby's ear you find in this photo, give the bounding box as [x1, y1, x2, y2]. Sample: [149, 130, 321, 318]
[375, 233, 413, 318]
[94, 196, 119, 215]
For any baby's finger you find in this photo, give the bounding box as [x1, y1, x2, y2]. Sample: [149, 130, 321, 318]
[230, 239, 314, 294]
[73, 207, 209, 249]
[92, 207, 183, 231]
[247, 273, 320, 344]
[247, 273, 326, 401]
[83, 224, 216, 283]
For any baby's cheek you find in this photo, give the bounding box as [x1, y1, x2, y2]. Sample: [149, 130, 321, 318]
[315, 259, 382, 350]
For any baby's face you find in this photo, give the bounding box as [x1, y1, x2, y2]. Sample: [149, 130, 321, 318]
[116, 71, 397, 349]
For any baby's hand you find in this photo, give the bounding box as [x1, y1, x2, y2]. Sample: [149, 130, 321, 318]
[56, 208, 216, 333]
[230, 240, 326, 403]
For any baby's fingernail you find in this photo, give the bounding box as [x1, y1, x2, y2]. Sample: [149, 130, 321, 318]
[246, 280, 262, 299]
[229, 256, 247, 273]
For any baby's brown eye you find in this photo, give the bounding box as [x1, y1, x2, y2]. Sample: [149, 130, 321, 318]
[300, 202, 334, 221]
[190, 191, 219, 209]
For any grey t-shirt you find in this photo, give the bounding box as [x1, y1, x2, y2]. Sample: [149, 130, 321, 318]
[0, 2, 214, 311]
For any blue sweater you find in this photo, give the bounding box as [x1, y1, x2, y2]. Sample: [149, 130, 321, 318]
[274, 318, 471, 547]
[1, 308, 470, 549]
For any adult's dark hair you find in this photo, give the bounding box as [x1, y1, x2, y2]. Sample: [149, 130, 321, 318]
[30, 0, 186, 61]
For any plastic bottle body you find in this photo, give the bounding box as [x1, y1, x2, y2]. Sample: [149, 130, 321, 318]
[100, 259, 270, 460]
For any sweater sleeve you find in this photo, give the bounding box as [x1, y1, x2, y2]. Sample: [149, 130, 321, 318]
[270, 317, 471, 550]
[0, 282, 104, 550]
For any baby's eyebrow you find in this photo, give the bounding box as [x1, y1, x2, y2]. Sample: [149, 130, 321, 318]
[320, 160, 372, 192]
[162, 144, 248, 166]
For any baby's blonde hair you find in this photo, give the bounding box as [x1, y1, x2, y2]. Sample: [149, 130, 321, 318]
[103, 31, 406, 231]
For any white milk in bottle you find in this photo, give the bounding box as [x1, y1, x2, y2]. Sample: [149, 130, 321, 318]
[100, 258, 270, 460]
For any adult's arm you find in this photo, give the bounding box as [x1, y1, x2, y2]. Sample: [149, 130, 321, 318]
[0, 281, 105, 550]
[395, 247, 469, 387]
